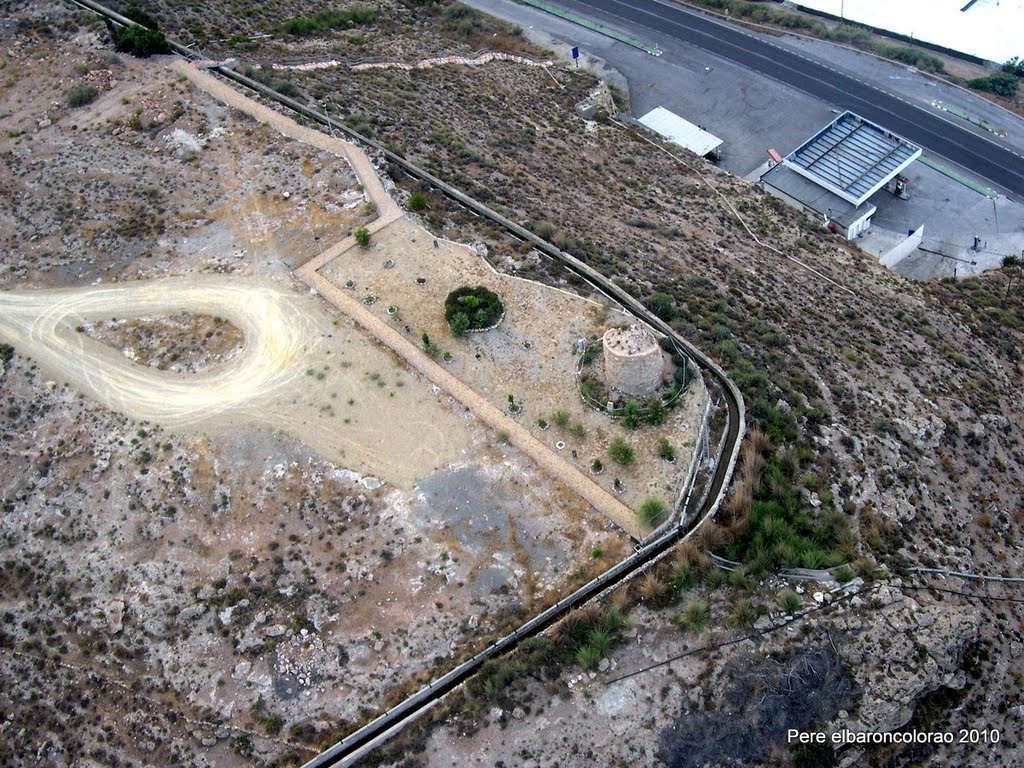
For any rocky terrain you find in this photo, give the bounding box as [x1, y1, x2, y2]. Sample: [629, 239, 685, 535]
[2, 1, 1023, 767]
[83, 313, 244, 373]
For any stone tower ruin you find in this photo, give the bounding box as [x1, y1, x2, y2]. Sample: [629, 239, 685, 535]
[602, 325, 664, 398]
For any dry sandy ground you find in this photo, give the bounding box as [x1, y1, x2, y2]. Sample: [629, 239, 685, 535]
[0, 274, 469, 487]
[322, 216, 708, 519]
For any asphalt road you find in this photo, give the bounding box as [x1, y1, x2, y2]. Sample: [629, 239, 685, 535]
[566, 0, 1024, 199]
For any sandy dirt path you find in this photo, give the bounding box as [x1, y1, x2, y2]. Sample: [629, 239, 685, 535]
[0, 275, 312, 425]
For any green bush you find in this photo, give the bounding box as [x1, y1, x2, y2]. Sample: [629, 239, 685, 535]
[968, 72, 1019, 98]
[0, 344, 13, 364]
[283, 7, 377, 36]
[621, 399, 642, 429]
[113, 25, 170, 57]
[354, 227, 371, 247]
[442, 2, 483, 37]
[646, 292, 675, 321]
[66, 84, 99, 107]
[444, 286, 504, 332]
[408, 192, 428, 211]
[343, 113, 375, 138]
[638, 496, 668, 526]
[658, 437, 675, 462]
[448, 312, 470, 337]
[608, 437, 635, 466]
[272, 79, 301, 98]
[121, 5, 159, 29]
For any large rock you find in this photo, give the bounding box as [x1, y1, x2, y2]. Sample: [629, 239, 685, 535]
[841, 590, 980, 734]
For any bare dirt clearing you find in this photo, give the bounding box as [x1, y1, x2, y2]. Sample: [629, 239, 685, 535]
[84, 312, 244, 373]
[0, 274, 468, 486]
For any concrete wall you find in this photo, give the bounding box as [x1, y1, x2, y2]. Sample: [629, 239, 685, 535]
[880, 225, 925, 267]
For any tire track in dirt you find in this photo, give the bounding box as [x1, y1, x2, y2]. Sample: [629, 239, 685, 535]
[0, 276, 312, 425]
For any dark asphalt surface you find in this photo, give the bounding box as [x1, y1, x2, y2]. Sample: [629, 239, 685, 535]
[567, 0, 1024, 199]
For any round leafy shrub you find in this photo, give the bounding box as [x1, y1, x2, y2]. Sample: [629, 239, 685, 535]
[66, 85, 99, 108]
[113, 25, 170, 57]
[444, 285, 503, 333]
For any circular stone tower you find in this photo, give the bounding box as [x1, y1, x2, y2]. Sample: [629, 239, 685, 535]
[602, 325, 664, 398]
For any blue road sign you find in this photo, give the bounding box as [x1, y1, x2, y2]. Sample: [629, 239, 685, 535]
[571, 46, 579, 59]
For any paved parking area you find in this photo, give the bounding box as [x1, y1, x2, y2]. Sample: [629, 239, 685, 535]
[466, 0, 1024, 279]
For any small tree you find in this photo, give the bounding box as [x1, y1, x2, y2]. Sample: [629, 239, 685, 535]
[408, 192, 428, 211]
[421, 332, 439, 358]
[445, 286, 503, 332]
[354, 227, 371, 247]
[608, 437, 635, 466]
[644, 396, 666, 426]
[1003, 56, 1024, 77]
[449, 312, 470, 337]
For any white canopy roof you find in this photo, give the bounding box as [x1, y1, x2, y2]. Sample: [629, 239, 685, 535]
[639, 107, 723, 157]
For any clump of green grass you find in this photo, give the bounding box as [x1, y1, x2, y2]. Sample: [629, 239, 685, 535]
[678, 599, 709, 634]
[638, 496, 668, 527]
[777, 589, 801, 614]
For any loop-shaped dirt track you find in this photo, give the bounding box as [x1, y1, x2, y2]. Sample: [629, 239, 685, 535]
[0, 276, 314, 425]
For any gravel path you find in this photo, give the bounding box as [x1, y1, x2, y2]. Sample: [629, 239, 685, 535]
[175, 59, 640, 533]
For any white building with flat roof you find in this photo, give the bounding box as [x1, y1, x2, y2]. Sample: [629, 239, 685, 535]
[639, 106, 724, 160]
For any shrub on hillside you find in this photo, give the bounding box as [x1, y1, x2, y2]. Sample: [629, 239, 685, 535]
[113, 25, 170, 57]
[969, 72, 1019, 99]
[283, 7, 377, 36]
[66, 84, 99, 107]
